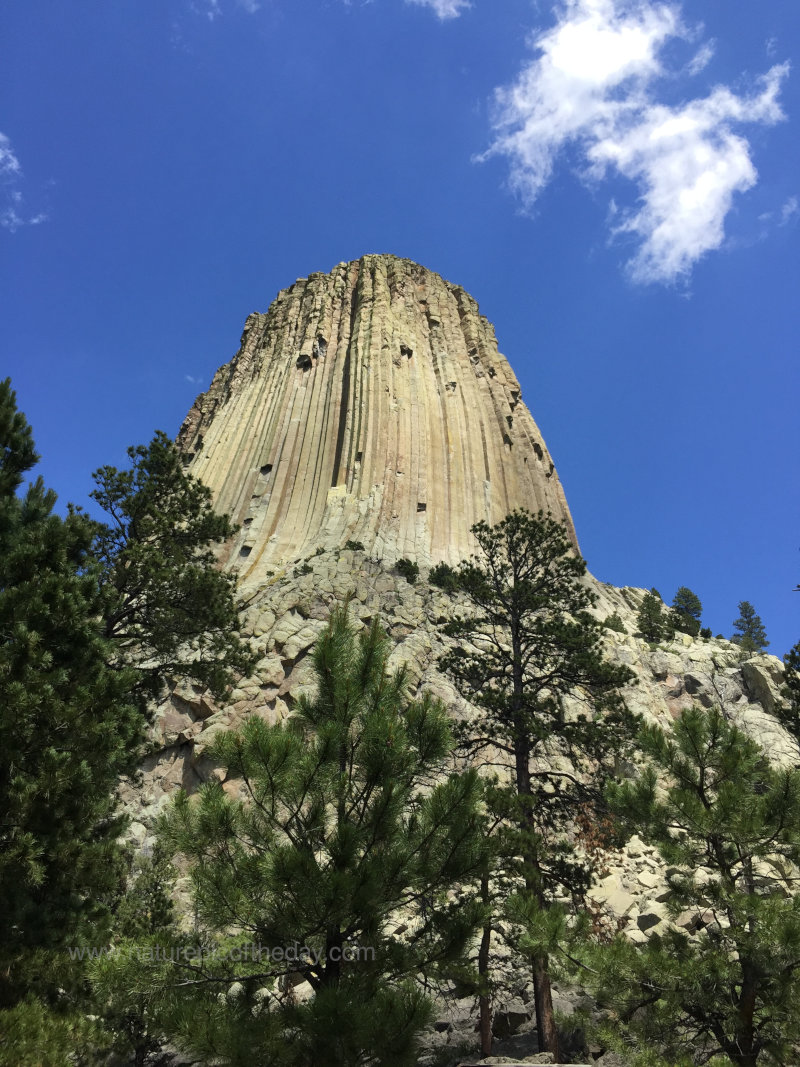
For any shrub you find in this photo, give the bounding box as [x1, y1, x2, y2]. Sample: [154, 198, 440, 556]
[672, 611, 701, 638]
[395, 558, 419, 584]
[429, 562, 460, 593]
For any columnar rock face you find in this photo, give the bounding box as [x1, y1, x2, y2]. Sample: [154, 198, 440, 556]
[177, 255, 575, 577]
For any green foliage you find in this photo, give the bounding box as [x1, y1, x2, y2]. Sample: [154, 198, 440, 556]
[0, 379, 141, 1008]
[671, 586, 703, 622]
[591, 706, 800, 1065]
[429, 561, 460, 593]
[152, 603, 486, 1066]
[731, 600, 769, 653]
[636, 588, 673, 643]
[113, 843, 177, 943]
[776, 640, 800, 745]
[90, 430, 255, 702]
[437, 509, 636, 1055]
[504, 890, 590, 979]
[700, 626, 712, 640]
[298, 562, 313, 575]
[395, 557, 419, 584]
[603, 612, 627, 634]
[0, 384, 252, 1050]
[0, 996, 105, 1067]
[671, 586, 702, 641]
[89, 845, 180, 1066]
[672, 612, 701, 638]
[439, 510, 635, 803]
[344, 539, 365, 551]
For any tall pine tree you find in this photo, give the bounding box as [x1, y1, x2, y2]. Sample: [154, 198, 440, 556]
[780, 640, 800, 743]
[0, 384, 253, 1057]
[90, 430, 254, 701]
[115, 603, 487, 1067]
[636, 589, 672, 643]
[591, 706, 800, 1066]
[671, 586, 702, 638]
[0, 379, 140, 1009]
[731, 601, 769, 653]
[437, 509, 635, 1060]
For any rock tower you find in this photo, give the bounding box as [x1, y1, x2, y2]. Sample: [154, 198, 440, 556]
[177, 255, 575, 577]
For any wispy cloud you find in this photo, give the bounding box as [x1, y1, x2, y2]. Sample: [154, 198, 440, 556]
[197, 0, 221, 20]
[686, 40, 715, 77]
[0, 133, 21, 179]
[482, 0, 789, 285]
[405, 0, 471, 19]
[192, 0, 259, 20]
[779, 195, 799, 226]
[0, 132, 48, 233]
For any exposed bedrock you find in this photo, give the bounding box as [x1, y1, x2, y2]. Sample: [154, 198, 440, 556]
[177, 254, 575, 581]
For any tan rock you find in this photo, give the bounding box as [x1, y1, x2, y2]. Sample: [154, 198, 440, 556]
[177, 255, 576, 571]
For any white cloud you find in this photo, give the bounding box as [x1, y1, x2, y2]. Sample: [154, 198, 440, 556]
[0, 133, 21, 178]
[483, 0, 789, 284]
[405, 0, 471, 19]
[780, 195, 798, 225]
[191, 0, 259, 18]
[0, 132, 47, 233]
[686, 40, 715, 76]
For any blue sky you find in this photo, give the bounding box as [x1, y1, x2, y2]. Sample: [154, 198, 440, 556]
[2, 0, 798, 654]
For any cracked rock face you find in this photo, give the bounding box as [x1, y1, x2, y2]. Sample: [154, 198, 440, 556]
[177, 254, 575, 578]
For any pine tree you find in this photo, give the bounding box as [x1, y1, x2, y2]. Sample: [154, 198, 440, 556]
[731, 600, 769, 653]
[129, 603, 486, 1066]
[438, 509, 635, 1060]
[776, 576, 799, 749]
[671, 586, 702, 638]
[0, 385, 253, 1056]
[0, 380, 141, 1010]
[90, 430, 254, 702]
[89, 845, 181, 1067]
[636, 588, 672, 642]
[590, 706, 800, 1066]
[778, 640, 800, 744]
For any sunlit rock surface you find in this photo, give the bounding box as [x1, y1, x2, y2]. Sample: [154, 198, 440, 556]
[177, 254, 575, 581]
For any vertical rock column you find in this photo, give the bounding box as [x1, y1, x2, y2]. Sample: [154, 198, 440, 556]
[177, 255, 576, 578]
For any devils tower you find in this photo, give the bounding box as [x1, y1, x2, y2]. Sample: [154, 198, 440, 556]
[177, 255, 575, 574]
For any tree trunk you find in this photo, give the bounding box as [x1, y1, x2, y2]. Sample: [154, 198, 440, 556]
[513, 730, 561, 1060]
[732, 959, 758, 1067]
[478, 871, 493, 1057]
[532, 952, 561, 1062]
